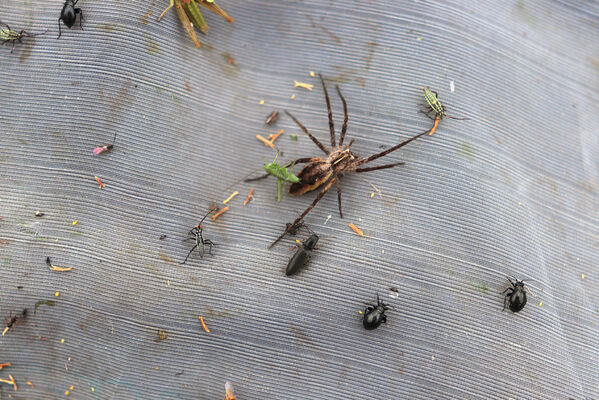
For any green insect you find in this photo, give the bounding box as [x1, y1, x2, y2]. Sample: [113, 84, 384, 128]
[244, 153, 301, 201]
[264, 152, 300, 184]
[157, 0, 234, 48]
[265, 152, 300, 202]
[420, 87, 468, 121]
[0, 22, 45, 53]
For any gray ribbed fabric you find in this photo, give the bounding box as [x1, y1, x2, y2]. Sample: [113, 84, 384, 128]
[1, 1, 598, 399]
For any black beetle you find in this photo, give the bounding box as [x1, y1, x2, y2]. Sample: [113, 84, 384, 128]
[363, 294, 389, 330]
[58, 0, 83, 39]
[285, 233, 318, 276]
[181, 209, 217, 265]
[502, 277, 527, 313]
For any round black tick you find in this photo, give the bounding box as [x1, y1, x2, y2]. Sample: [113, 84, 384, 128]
[363, 294, 389, 330]
[502, 277, 527, 313]
[58, 0, 84, 39]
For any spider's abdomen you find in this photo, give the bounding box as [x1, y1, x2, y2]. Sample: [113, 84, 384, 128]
[290, 161, 332, 195]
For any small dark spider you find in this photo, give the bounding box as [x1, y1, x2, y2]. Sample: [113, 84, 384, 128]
[502, 277, 527, 313]
[181, 209, 217, 265]
[363, 294, 389, 330]
[0, 22, 45, 53]
[286, 219, 311, 236]
[58, 0, 84, 39]
[269, 73, 435, 248]
[3, 308, 27, 335]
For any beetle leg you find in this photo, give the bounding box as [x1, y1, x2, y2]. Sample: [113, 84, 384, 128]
[181, 244, 199, 264]
[382, 315, 387, 323]
[57, 17, 63, 39]
[502, 295, 510, 311]
[419, 109, 435, 121]
[204, 240, 215, 255]
[76, 9, 84, 29]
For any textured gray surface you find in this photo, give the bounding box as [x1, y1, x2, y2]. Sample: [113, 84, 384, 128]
[1, 0, 598, 399]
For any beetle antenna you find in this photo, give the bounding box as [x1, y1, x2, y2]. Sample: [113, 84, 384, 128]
[446, 115, 469, 121]
[198, 208, 217, 226]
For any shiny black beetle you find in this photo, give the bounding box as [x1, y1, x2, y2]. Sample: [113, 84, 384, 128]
[363, 294, 389, 330]
[502, 277, 527, 313]
[58, 0, 83, 39]
[285, 233, 319, 276]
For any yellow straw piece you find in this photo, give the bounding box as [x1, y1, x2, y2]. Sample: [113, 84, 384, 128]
[294, 81, 313, 90]
[222, 191, 239, 204]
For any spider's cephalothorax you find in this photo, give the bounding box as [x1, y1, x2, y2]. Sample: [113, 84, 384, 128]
[269, 74, 436, 248]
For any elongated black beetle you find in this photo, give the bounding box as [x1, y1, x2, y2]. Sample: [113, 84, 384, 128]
[58, 0, 84, 39]
[502, 277, 527, 313]
[285, 233, 319, 276]
[363, 294, 389, 330]
[181, 209, 217, 265]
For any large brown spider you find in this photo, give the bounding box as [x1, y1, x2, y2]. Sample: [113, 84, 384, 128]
[268, 74, 434, 248]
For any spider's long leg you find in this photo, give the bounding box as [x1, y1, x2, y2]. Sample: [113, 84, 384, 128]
[336, 85, 348, 147]
[244, 158, 321, 182]
[285, 111, 330, 155]
[336, 180, 343, 218]
[355, 162, 404, 173]
[269, 176, 337, 249]
[319, 73, 336, 148]
[181, 244, 199, 265]
[355, 129, 430, 167]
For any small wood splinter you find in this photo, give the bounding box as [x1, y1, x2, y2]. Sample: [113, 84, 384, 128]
[294, 81, 313, 90]
[224, 381, 236, 400]
[428, 115, 441, 136]
[94, 176, 105, 189]
[211, 206, 229, 221]
[0, 363, 10, 370]
[199, 316, 210, 333]
[349, 223, 364, 236]
[256, 134, 275, 148]
[0, 375, 17, 391]
[46, 257, 73, 272]
[244, 188, 254, 205]
[267, 129, 284, 143]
